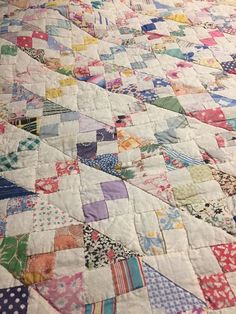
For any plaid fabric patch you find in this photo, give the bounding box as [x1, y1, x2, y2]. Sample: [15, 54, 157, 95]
[0, 152, 18, 171]
[111, 257, 145, 295]
[17, 137, 40, 151]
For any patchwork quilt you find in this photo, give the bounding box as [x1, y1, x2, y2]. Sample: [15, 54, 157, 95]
[0, 0, 236, 313]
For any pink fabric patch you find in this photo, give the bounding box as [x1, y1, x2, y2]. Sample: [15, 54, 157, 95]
[189, 108, 233, 131]
[211, 243, 236, 272]
[0, 122, 5, 134]
[209, 30, 224, 38]
[32, 31, 48, 41]
[199, 273, 236, 309]
[35, 177, 59, 194]
[200, 38, 217, 46]
[55, 160, 80, 177]
[35, 272, 85, 314]
[16, 36, 32, 48]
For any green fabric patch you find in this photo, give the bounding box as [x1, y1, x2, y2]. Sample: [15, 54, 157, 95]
[1, 45, 17, 56]
[153, 96, 186, 114]
[17, 137, 40, 151]
[165, 49, 185, 59]
[0, 234, 29, 278]
[0, 152, 18, 171]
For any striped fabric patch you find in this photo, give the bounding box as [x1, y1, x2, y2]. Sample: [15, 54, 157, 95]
[85, 297, 116, 314]
[111, 257, 145, 295]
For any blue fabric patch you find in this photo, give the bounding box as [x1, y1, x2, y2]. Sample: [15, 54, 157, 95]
[0, 176, 35, 200]
[81, 154, 120, 177]
[61, 111, 80, 122]
[141, 23, 156, 32]
[40, 123, 59, 138]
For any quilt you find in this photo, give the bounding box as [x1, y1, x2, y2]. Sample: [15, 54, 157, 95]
[0, 0, 236, 313]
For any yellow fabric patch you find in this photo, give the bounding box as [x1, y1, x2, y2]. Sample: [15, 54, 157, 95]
[22, 272, 45, 284]
[72, 44, 86, 52]
[188, 165, 214, 183]
[173, 183, 201, 205]
[46, 88, 63, 99]
[166, 14, 189, 24]
[59, 77, 77, 87]
[84, 36, 98, 45]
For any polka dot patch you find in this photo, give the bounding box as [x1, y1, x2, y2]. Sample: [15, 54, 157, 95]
[0, 285, 28, 314]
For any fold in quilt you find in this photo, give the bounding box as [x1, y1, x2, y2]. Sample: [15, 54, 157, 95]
[0, 0, 236, 313]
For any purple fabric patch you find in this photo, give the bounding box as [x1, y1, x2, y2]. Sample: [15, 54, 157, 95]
[83, 200, 108, 222]
[96, 128, 117, 142]
[100, 180, 128, 200]
[0, 285, 29, 313]
[77, 142, 97, 159]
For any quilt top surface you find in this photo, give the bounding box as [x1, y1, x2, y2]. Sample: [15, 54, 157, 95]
[0, 0, 236, 313]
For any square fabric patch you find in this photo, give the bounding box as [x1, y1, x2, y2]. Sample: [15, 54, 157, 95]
[0, 285, 29, 313]
[198, 273, 236, 309]
[100, 180, 128, 200]
[111, 257, 145, 295]
[211, 243, 236, 272]
[82, 200, 109, 222]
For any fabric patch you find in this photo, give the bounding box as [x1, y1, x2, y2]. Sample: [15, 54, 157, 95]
[81, 154, 120, 177]
[186, 200, 235, 233]
[35, 177, 59, 194]
[7, 195, 38, 216]
[33, 202, 75, 232]
[211, 168, 236, 196]
[154, 96, 185, 114]
[100, 180, 128, 200]
[138, 233, 165, 255]
[0, 234, 28, 278]
[17, 138, 40, 151]
[54, 224, 84, 251]
[188, 165, 213, 183]
[83, 225, 138, 268]
[111, 257, 145, 295]
[0, 285, 29, 314]
[189, 108, 232, 130]
[77, 142, 97, 159]
[35, 272, 84, 313]
[82, 200, 109, 222]
[55, 160, 80, 176]
[96, 128, 117, 142]
[17, 36, 32, 48]
[1, 44, 17, 56]
[85, 297, 116, 314]
[160, 146, 203, 171]
[156, 207, 184, 230]
[173, 183, 201, 205]
[143, 263, 206, 313]
[211, 243, 236, 272]
[23, 253, 55, 284]
[0, 152, 18, 171]
[199, 273, 236, 309]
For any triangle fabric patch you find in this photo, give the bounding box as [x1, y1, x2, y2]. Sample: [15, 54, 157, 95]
[35, 272, 85, 314]
[143, 262, 206, 314]
[83, 224, 139, 268]
[33, 199, 77, 232]
[0, 176, 35, 200]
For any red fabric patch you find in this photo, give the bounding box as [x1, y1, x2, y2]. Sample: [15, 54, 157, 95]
[55, 160, 80, 177]
[16, 36, 32, 48]
[35, 177, 59, 194]
[32, 31, 48, 41]
[211, 243, 236, 272]
[199, 273, 236, 309]
[189, 108, 233, 131]
[0, 122, 5, 134]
